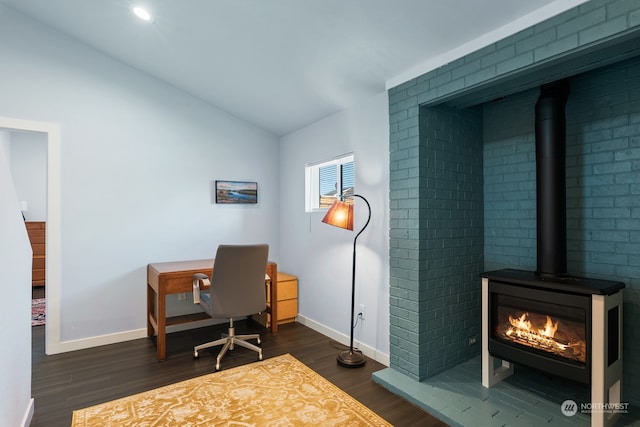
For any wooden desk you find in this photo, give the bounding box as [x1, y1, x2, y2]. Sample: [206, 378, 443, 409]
[147, 259, 278, 361]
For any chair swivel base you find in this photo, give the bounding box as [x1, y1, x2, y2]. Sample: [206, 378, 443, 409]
[337, 349, 366, 368]
[193, 324, 262, 370]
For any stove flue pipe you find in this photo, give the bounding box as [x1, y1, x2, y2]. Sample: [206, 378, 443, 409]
[535, 79, 570, 277]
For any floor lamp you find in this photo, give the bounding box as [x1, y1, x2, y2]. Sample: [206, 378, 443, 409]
[322, 194, 371, 368]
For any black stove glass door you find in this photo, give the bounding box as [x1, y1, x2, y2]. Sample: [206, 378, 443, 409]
[492, 293, 587, 365]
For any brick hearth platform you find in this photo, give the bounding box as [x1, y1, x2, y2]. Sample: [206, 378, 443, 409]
[373, 357, 639, 427]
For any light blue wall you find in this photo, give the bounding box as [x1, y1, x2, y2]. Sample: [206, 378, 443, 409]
[10, 132, 47, 222]
[0, 7, 280, 347]
[0, 132, 33, 426]
[279, 91, 390, 361]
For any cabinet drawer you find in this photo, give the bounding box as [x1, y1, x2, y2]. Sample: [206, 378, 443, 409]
[26, 222, 46, 231]
[252, 299, 297, 327]
[32, 256, 46, 270]
[26, 222, 46, 256]
[278, 299, 297, 320]
[28, 231, 45, 243]
[277, 279, 297, 301]
[26, 222, 47, 286]
[31, 243, 46, 256]
[32, 269, 45, 284]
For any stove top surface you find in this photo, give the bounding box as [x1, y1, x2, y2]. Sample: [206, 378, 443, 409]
[482, 269, 625, 295]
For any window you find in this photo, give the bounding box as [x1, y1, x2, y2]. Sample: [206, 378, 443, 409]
[305, 154, 354, 212]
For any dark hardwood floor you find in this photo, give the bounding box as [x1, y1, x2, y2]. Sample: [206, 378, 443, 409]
[31, 307, 446, 426]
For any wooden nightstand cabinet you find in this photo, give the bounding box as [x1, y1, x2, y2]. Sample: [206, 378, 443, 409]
[26, 221, 46, 286]
[255, 272, 298, 327]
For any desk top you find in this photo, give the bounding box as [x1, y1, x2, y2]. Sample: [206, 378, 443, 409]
[149, 259, 214, 274]
[146, 258, 280, 342]
[149, 259, 276, 274]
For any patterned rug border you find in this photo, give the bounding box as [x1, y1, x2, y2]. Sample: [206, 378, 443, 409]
[71, 353, 392, 426]
[32, 298, 45, 327]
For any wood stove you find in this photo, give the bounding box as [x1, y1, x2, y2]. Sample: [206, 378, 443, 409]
[482, 270, 624, 426]
[481, 80, 626, 427]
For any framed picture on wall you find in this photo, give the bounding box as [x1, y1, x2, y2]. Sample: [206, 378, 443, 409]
[215, 180, 258, 204]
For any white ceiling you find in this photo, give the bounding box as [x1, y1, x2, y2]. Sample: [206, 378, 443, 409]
[0, 0, 585, 136]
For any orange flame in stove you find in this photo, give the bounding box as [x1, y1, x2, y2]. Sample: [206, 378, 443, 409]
[505, 312, 567, 350]
[498, 310, 586, 364]
[540, 315, 558, 338]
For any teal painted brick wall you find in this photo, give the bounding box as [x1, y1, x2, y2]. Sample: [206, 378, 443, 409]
[483, 89, 538, 271]
[567, 58, 640, 405]
[419, 105, 484, 378]
[482, 56, 640, 405]
[388, 0, 640, 392]
[484, 58, 640, 287]
[389, 98, 483, 381]
[389, 80, 423, 379]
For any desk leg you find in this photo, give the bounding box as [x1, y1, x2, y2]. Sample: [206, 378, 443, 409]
[269, 263, 278, 334]
[147, 284, 154, 337]
[156, 288, 167, 361]
[147, 284, 167, 361]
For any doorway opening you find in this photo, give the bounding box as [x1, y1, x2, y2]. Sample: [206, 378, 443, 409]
[1, 117, 61, 355]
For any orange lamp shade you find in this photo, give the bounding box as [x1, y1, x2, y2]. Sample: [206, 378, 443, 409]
[321, 199, 354, 231]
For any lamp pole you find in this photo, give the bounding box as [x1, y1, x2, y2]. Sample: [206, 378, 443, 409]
[337, 194, 370, 368]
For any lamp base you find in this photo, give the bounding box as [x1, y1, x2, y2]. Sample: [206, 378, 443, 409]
[337, 350, 366, 368]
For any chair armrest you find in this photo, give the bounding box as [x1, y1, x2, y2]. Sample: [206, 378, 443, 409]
[192, 273, 210, 304]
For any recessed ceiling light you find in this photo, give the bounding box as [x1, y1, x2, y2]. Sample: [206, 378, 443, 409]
[132, 6, 154, 23]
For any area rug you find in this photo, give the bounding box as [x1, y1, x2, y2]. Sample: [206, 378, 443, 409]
[32, 298, 45, 326]
[71, 353, 391, 426]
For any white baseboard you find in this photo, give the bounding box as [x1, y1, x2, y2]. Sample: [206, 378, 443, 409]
[297, 315, 390, 367]
[21, 398, 34, 427]
[48, 315, 390, 368]
[54, 318, 226, 354]
[56, 329, 148, 353]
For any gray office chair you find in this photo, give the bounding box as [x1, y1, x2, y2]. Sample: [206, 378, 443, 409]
[192, 244, 269, 370]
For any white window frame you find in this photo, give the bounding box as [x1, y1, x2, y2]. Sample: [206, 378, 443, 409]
[305, 153, 354, 212]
